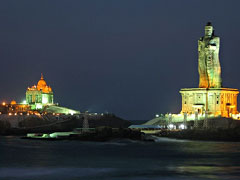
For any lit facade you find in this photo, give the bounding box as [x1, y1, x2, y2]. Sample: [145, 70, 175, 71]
[26, 73, 54, 110]
[180, 88, 238, 117]
[0, 101, 30, 114]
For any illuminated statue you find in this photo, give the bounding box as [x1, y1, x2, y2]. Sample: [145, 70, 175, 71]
[198, 22, 222, 88]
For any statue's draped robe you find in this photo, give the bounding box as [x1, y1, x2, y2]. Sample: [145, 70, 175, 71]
[198, 36, 221, 88]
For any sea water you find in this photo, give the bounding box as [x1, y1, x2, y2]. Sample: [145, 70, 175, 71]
[1, 136, 240, 180]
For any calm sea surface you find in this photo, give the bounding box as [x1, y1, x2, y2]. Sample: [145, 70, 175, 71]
[1, 136, 240, 180]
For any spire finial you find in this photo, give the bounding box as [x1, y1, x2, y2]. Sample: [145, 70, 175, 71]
[41, 73, 44, 80]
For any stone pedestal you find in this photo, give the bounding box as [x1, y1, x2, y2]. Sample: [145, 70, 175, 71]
[180, 88, 239, 118]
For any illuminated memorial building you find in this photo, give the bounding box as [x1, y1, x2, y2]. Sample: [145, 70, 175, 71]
[0, 74, 80, 115]
[180, 22, 239, 118]
[26, 73, 54, 110]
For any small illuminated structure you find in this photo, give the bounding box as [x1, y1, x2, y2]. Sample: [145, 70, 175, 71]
[0, 100, 30, 114]
[10, 100, 16, 105]
[26, 73, 54, 110]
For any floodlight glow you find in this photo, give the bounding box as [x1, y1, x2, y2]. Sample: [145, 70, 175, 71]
[169, 124, 174, 129]
[36, 104, 43, 109]
[179, 124, 185, 129]
[69, 111, 75, 115]
[42, 96, 48, 104]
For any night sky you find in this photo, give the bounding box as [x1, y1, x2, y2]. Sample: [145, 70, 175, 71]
[0, 0, 240, 120]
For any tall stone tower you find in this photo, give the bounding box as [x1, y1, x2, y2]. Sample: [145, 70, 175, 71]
[180, 22, 239, 118]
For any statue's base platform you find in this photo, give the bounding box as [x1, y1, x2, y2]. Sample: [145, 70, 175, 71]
[179, 88, 239, 117]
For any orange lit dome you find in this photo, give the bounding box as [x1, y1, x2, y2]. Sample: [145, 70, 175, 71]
[37, 73, 47, 91]
[43, 86, 52, 93]
[11, 100, 17, 105]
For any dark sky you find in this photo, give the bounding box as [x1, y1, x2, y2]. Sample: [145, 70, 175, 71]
[0, 0, 240, 120]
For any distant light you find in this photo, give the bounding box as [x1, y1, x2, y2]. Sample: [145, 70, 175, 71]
[2, 102, 6, 106]
[68, 111, 75, 115]
[179, 124, 185, 130]
[8, 113, 12, 116]
[155, 114, 159, 118]
[22, 100, 27, 104]
[169, 124, 174, 129]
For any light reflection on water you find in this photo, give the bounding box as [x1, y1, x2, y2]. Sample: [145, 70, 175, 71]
[1, 136, 240, 180]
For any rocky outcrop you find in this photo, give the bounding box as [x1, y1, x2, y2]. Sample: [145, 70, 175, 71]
[0, 114, 131, 135]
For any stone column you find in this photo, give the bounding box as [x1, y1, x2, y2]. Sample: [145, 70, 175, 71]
[183, 112, 187, 129]
[203, 111, 208, 128]
[194, 111, 198, 128]
[168, 113, 172, 129]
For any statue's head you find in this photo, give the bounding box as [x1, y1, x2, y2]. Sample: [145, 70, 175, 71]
[205, 22, 213, 37]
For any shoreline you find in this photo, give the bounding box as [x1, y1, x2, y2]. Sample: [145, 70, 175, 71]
[155, 128, 240, 142]
[6, 127, 149, 142]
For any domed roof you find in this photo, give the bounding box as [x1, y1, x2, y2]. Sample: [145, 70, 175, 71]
[27, 73, 53, 93]
[10, 100, 17, 105]
[37, 73, 47, 90]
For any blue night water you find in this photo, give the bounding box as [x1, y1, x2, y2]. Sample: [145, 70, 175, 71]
[1, 136, 240, 180]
